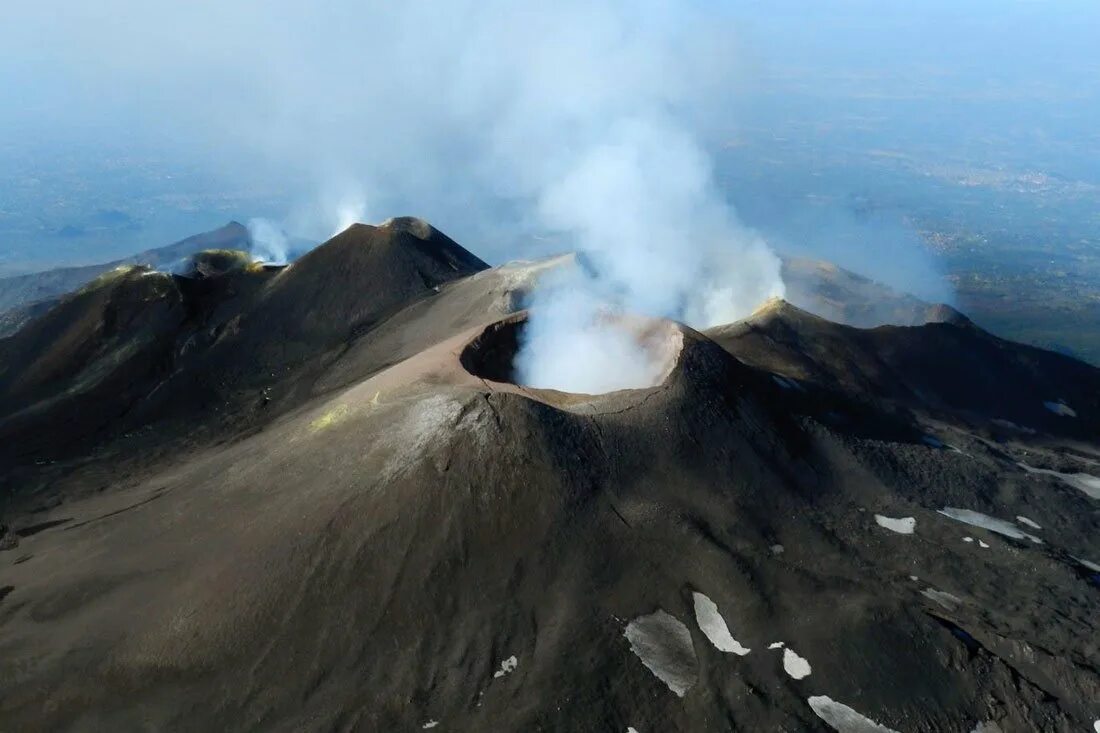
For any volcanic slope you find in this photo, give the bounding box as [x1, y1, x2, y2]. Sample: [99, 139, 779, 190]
[0, 221, 251, 331]
[708, 298, 1100, 441]
[0, 221, 1097, 732]
[0, 218, 494, 470]
[779, 255, 953, 328]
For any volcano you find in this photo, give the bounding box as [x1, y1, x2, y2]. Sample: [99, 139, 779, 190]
[0, 220, 1097, 732]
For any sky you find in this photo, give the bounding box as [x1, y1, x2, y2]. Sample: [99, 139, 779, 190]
[0, 0, 1098, 301]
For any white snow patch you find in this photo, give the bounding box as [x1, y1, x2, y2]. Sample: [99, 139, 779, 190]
[772, 374, 805, 391]
[768, 642, 785, 650]
[627, 728, 640, 733]
[938, 508, 1043, 544]
[493, 655, 518, 678]
[971, 723, 1003, 733]
[808, 696, 899, 733]
[874, 515, 915, 534]
[1093, 719, 1099, 733]
[1019, 462, 1100, 500]
[692, 592, 750, 655]
[909, 575, 919, 581]
[422, 722, 439, 730]
[770, 544, 785, 555]
[782, 648, 812, 679]
[991, 418, 1036, 434]
[1016, 516, 1042, 529]
[1074, 556, 1100, 573]
[963, 536, 974, 543]
[623, 610, 698, 697]
[921, 588, 962, 611]
[1044, 400, 1077, 417]
[978, 540, 990, 549]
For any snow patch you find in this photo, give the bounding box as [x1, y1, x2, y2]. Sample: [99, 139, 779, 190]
[1073, 556, 1100, 573]
[978, 540, 989, 549]
[782, 648, 812, 679]
[991, 418, 1036, 434]
[493, 655, 518, 678]
[921, 588, 962, 611]
[772, 374, 804, 391]
[807, 696, 899, 733]
[971, 723, 1003, 733]
[624, 610, 698, 697]
[1016, 516, 1042, 529]
[768, 642, 785, 650]
[963, 537, 974, 543]
[1043, 400, 1077, 417]
[874, 515, 915, 535]
[938, 508, 1043, 544]
[422, 722, 439, 730]
[692, 592, 750, 655]
[1019, 462, 1100, 500]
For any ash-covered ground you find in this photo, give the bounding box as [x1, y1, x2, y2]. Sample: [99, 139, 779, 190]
[0, 220, 1097, 732]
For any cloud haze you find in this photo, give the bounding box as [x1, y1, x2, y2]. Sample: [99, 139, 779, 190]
[2, 2, 746, 243]
[2, 0, 791, 391]
[20, 2, 1100, 381]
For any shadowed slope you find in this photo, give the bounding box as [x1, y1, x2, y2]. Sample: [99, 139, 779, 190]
[779, 256, 956, 329]
[0, 267, 185, 454]
[124, 218, 490, 432]
[0, 219, 496, 470]
[709, 298, 1100, 439]
[0, 222, 250, 331]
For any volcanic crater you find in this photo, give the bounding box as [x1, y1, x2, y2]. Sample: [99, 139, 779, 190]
[459, 311, 685, 395]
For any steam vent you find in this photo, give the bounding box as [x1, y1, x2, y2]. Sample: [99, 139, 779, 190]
[459, 311, 685, 394]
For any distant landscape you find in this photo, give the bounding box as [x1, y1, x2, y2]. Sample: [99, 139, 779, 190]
[5, 131, 1098, 363]
[2, 2, 1098, 363]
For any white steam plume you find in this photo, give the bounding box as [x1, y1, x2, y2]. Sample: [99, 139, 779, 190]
[518, 117, 783, 392]
[330, 195, 369, 238]
[514, 273, 675, 395]
[246, 218, 290, 265]
[17, 0, 785, 391]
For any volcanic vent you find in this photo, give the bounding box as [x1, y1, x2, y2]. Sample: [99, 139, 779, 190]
[460, 312, 684, 394]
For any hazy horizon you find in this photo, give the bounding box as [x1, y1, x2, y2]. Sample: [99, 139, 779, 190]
[2, 1, 1098, 338]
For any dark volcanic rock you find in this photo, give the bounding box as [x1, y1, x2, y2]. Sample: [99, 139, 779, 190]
[0, 266, 186, 458]
[780, 255, 950, 328]
[0, 219, 491, 466]
[0, 222, 251, 333]
[0, 229, 1096, 732]
[708, 298, 1100, 441]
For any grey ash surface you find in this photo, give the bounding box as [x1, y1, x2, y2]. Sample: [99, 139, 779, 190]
[0, 219, 1096, 731]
